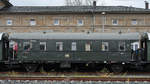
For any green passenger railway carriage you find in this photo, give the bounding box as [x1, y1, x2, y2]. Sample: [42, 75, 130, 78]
[9, 33, 140, 72]
[139, 33, 150, 70]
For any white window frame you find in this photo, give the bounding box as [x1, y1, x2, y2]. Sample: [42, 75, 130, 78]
[40, 42, 47, 51]
[6, 19, 13, 26]
[71, 42, 77, 51]
[112, 19, 118, 25]
[77, 19, 84, 26]
[30, 19, 36, 26]
[56, 42, 63, 51]
[54, 19, 59, 25]
[131, 19, 137, 25]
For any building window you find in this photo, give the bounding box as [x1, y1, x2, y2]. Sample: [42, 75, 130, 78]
[56, 42, 63, 51]
[119, 42, 125, 51]
[71, 42, 77, 51]
[30, 19, 36, 26]
[102, 42, 109, 51]
[6, 19, 12, 25]
[40, 42, 46, 51]
[23, 42, 32, 51]
[77, 19, 84, 26]
[131, 19, 137, 25]
[54, 19, 59, 25]
[85, 43, 91, 51]
[112, 19, 118, 25]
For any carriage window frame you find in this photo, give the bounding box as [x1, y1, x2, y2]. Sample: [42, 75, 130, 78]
[56, 42, 63, 51]
[101, 42, 109, 51]
[71, 42, 77, 51]
[85, 42, 91, 51]
[40, 42, 47, 51]
[119, 41, 126, 51]
[23, 42, 32, 51]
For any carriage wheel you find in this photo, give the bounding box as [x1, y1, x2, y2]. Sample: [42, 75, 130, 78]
[43, 64, 52, 72]
[24, 64, 38, 72]
[144, 64, 150, 72]
[43, 64, 59, 72]
[110, 64, 124, 73]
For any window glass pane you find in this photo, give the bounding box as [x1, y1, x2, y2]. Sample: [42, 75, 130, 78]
[102, 42, 109, 51]
[56, 42, 63, 51]
[9, 41, 15, 48]
[119, 42, 125, 51]
[30, 19, 36, 26]
[23, 42, 32, 51]
[131, 19, 137, 25]
[40, 42, 46, 51]
[112, 19, 118, 25]
[6, 20, 12, 25]
[135, 44, 138, 50]
[77, 19, 83, 26]
[131, 42, 139, 51]
[54, 19, 59, 25]
[71, 42, 77, 51]
[85, 43, 91, 51]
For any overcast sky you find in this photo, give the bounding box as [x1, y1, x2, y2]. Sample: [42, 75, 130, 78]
[9, 0, 148, 8]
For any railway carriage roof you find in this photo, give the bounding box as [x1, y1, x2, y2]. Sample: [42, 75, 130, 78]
[9, 33, 140, 40]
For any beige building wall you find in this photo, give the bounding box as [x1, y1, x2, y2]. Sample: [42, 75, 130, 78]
[0, 13, 150, 33]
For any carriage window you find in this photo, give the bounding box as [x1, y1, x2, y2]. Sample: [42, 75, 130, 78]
[119, 42, 125, 51]
[131, 42, 139, 51]
[71, 42, 77, 51]
[23, 42, 32, 51]
[40, 42, 46, 51]
[56, 42, 63, 51]
[85, 43, 91, 51]
[135, 44, 138, 50]
[102, 42, 109, 51]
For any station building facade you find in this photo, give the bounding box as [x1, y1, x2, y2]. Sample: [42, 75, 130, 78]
[0, 0, 150, 33]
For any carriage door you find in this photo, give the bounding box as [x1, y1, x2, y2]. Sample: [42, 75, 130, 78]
[9, 41, 18, 60]
[141, 39, 147, 61]
[2, 38, 9, 60]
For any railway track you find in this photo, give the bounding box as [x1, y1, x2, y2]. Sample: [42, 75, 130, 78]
[0, 76, 150, 84]
[0, 72, 150, 79]
[0, 72, 150, 84]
